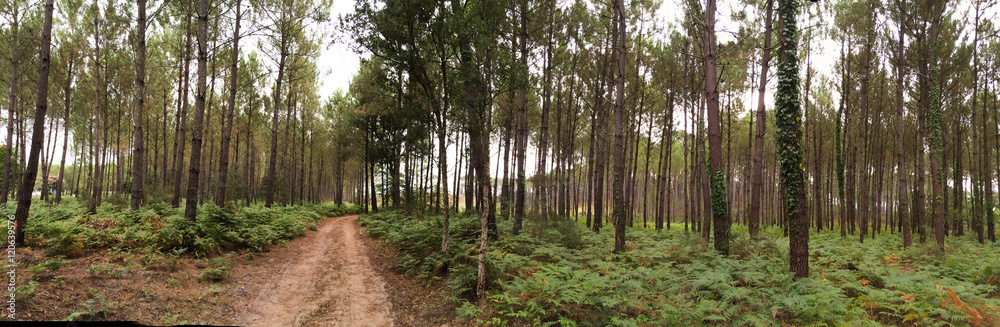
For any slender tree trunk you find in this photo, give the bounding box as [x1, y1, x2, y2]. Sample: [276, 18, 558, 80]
[749, 0, 773, 239]
[698, 98, 712, 239]
[430, 26, 452, 249]
[704, 0, 729, 255]
[836, 41, 847, 237]
[513, 3, 529, 235]
[969, 0, 988, 245]
[89, 14, 107, 213]
[992, 71, 1000, 243]
[611, 0, 628, 253]
[777, 0, 808, 278]
[895, 0, 911, 247]
[217, 0, 242, 204]
[586, 85, 596, 228]
[173, 11, 193, 208]
[184, 0, 209, 220]
[536, 6, 554, 220]
[265, 22, 289, 208]
[655, 96, 668, 230]
[926, 0, 945, 247]
[2, 8, 20, 206]
[13, 0, 54, 244]
[54, 54, 75, 203]
[858, 7, 874, 242]
[593, 37, 611, 234]
[40, 116, 56, 201]
[131, 0, 147, 210]
[162, 88, 170, 187]
[846, 39, 859, 237]
[202, 33, 219, 204]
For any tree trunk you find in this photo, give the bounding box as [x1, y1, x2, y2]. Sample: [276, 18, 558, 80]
[265, 19, 288, 208]
[777, 0, 808, 278]
[536, 5, 554, 220]
[131, 0, 147, 211]
[513, 3, 528, 235]
[184, 0, 210, 220]
[928, 0, 945, 249]
[13, 0, 54, 245]
[858, 6, 874, 242]
[217, 0, 242, 204]
[172, 11, 193, 208]
[894, 0, 911, 247]
[704, 0, 729, 255]
[749, 0, 773, 239]
[89, 13, 107, 213]
[40, 116, 56, 202]
[611, 0, 628, 253]
[2, 6, 19, 206]
[835, 40, 847, 238]
[54, 53, 75, 203]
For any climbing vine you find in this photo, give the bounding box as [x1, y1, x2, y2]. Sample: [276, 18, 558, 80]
[775, 0, 808, 278]
[709, 167, 729, 254]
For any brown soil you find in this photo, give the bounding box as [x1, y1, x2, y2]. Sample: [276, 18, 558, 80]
[18, 215, 461, 326]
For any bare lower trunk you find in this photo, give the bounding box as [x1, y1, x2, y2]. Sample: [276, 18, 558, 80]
[217, 0, 242, 204]
[183, 0, 209, 220]
[749, 0, 773, 239]
[611, 0, 627, 253]
[131, 0, 147, 211]
[895, 1, 911, 247]
[14, 0, 54, 244]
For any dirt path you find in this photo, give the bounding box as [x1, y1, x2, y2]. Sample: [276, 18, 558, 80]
[239, 215, 395, 327]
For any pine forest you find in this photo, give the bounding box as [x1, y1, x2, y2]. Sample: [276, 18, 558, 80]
[1, 0, 1000, 325]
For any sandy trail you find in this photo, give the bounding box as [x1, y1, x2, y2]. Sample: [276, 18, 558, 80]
[239, 215, 395, 327]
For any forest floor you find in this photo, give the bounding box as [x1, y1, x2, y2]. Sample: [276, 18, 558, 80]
[19, 214, 461, 326]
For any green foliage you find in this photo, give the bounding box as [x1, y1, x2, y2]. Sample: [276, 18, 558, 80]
[774, 0, 805, 222]
[62, 293, 117, 321]
[29, 258, 72, 274]
[198, 257, 234, 282]
[160, 309, 187, 325]
[23, 198, 361, 256]
[362, 210, 1000, 326]
[5, 281, 38, 307]
[708, 169, 729, 254]
[309, 201, 364, 217]
[88, 263, 124, 279]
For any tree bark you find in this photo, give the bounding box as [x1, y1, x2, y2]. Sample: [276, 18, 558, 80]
[265, 13, 289, 208]
[131, 0, 147, 210]
[536, 5, 554, 220]
[172, 10, 193, 208]
[704, 0, 729, 255]
[894, 0, 911, 247]
[749, 0, 773, 239]
[217, 0, 242, 204]
[2, 5, 19, 206]
[54, 52, 76, 203]
[184, 0, 210, 220]
[513, 1, 528, 235]
[612, 0, 628, 253]
[13, 0, 54, 245]
[927, 0, 945, 249]
[777, 0, 808, 278]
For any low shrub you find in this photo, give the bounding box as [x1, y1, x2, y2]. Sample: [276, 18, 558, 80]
[198, 257, 233, 282]
[24, 199, 367, 257]
[88, 263, 124, 279]
[29, 258, 72, 275]
[360, 210, 1000, 326]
